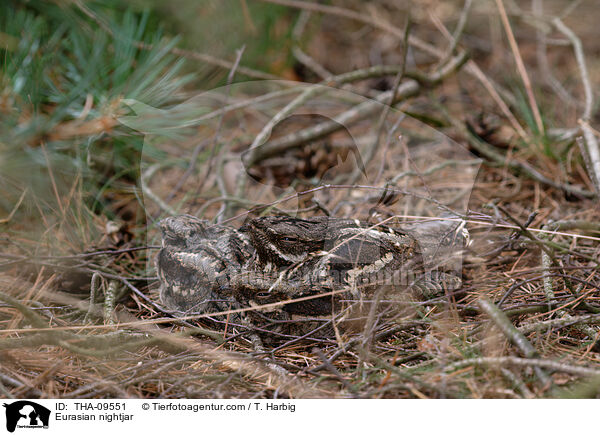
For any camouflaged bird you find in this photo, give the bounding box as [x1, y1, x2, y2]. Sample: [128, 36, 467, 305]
[156, 215, 466, 324]
[156, 215, 253, 314]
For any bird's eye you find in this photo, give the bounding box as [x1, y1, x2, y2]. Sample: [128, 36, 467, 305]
[282, 237, 297, 242]
[256, 292, 271, 298]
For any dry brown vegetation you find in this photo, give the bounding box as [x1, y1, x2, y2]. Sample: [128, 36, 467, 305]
[1, 0, 599, 398]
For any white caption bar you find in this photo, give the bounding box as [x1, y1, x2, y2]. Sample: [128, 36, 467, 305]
[0, 399, 595, 434]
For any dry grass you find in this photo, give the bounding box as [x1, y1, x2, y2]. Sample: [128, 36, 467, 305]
[1, 0, 599, 399]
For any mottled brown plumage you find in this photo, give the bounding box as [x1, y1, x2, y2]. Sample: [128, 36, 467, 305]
[156, 215, 466, 329]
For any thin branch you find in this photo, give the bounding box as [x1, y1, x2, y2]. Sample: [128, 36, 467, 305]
[244, 51, 468, 167]
[292, 46, 332, 80]
[313, 347, 355, 393]
[430, 11, 530, 142]
[519, 312, 600, 335]
[446, 356, 600, 378]
[552, 17, 600, 196]
[496, 0, 545, 135]
[156, 45, 279, 80]
[478, 298, 551, 385]
[532, 0, 579, 108]
[254, 0, 444, 59]
[201, 45, 246, 221]
[0, 189, 27, 224]
[141, 164, 178, 215]
[291, 9, 331, 81]
[500, 368, 535, 398]
[438, 0, 473, 66]
[243, 82, 416, 167]
[443, 108, 595, 198]
[351, 14, 412, 184]
[552, 18, 593, 119]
